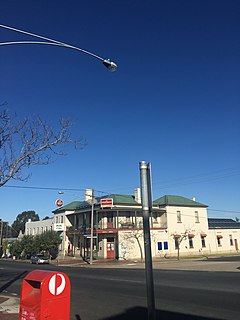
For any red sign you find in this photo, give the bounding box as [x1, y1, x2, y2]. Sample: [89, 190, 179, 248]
[55, 199, 63, 207]
[100, 198, 113, 208]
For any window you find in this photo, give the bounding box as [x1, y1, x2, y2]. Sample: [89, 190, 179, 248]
[229, 235, 233, 246]
[107, 212, 113, 222]
[158, 242, 168, 250]
[201, 236, 206, 248]
[164, 241, 168, 250]
[195, 211, 199, 223]
[177, 211, 182, 223]
[158, 242, 162, 250]
[189, 238, 194, 249]
[125, 212, 131, 222]
[61, 215, 64, 223]
[152, 212, 158, 223]
[217, 235, 222, 246]
[56, 216, 58, 223]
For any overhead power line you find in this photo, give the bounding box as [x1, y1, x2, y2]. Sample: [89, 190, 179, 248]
[2, 184, 239, 216]
[2, 184, 108, 195]
[208, 209, 240, 214]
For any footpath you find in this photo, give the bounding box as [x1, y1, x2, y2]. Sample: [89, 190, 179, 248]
[1, 255, 240, 319]
[0, 295, 19, 320]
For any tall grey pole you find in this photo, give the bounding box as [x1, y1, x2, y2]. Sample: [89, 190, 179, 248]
[0, 220, 3, 253]
[90, 190, 94, 265]
[139, 161, 156, 320]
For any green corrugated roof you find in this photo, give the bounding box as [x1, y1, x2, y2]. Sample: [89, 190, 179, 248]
[52, 195, 138, 214]
[52, 201, 83, 213]
[52, 194, 207, 213]
[100, 194, 138, 205]
[153, 195, 207, 207]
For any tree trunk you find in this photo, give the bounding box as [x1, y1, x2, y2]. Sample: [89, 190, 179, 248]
[136, 237, 143, 262]
[177, 240, 180, 260]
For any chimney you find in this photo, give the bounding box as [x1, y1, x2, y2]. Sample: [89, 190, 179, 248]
[192, 197, 196, 202]
[85, 189, 93, 203]
[134, 188, 141, 204]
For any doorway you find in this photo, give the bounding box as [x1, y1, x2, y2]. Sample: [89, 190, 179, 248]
[107, 237, 115, 259]
[234, 239, 239, 251]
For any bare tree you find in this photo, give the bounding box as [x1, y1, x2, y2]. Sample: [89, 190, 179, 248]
[0, 108, 85, 187]
[172, 229, 192, 260]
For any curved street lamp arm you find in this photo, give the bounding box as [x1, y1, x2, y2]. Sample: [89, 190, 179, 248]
[0, 41, 103, 60]
[0, 24, 103, 60]
[0, 24, 117, 71]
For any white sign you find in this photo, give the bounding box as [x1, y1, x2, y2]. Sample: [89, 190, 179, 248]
[100, 198, 113, 208]
[49, 273, 66, 296]
[54, 223, 64, 231]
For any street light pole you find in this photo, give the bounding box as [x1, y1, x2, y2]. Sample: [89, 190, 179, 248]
[139, 161, 156, 320]
[89, 189, 94, 265]
[0, 219, 3, 255]
[0, 24, 117, 71]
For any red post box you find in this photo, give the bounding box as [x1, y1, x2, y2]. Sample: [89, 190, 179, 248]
[19, 270, 70, 320]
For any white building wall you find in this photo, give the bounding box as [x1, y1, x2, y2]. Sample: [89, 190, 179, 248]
[165, 205, 209, 257]
[118, 229, 169, 260]
[53, 212, 73, 256]
[118, 230, 144, 260]
[207, 229, 240, 254]
[25, 218, 54, 235]
[166, 206, 209, 235]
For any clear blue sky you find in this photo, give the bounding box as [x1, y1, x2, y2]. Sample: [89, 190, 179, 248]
[1, 0, 239, 223]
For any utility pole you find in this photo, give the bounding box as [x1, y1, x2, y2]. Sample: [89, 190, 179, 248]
[0, 219, 3, 254]
[90, 189, 94, 265]
[139, 161, 156, 320]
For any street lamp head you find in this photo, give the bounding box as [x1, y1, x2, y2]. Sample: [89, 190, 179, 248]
[102, 59, 118, 72]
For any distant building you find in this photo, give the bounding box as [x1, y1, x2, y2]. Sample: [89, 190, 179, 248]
[25, 218, 54, 236]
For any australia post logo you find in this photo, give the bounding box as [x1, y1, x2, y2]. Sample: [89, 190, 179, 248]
[48, 273, 66, 296]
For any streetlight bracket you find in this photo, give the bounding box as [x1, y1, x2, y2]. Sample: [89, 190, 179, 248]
[0, 24, 117, 71]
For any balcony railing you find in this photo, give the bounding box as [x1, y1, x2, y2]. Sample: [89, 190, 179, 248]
[67, 220, 167, 233]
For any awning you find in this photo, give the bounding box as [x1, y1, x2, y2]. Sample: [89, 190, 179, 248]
[174, 234, 181, 238]
[188, 234, 195, 238]
[200, 233, 207, 237]
[217, 235, 223, 239]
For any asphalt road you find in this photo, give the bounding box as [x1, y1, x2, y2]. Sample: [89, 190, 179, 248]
[0, 259, 240, 320]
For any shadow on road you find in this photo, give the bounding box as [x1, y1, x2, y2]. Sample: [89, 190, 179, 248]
[0, 271, 28, 293]
[75, 306, 217, 320]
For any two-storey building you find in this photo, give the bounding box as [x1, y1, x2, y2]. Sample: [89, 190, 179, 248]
[26, 189, 240, 260]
